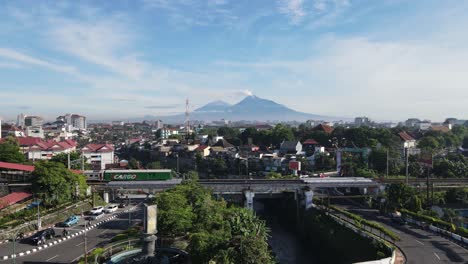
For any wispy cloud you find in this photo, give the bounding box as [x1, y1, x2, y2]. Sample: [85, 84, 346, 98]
[277, 0, 306, 24]
[0, 61, 23, 69]
[0, 48, 77, 74]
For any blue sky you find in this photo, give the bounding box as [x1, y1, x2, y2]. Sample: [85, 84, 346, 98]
[0, 0, 467, 121]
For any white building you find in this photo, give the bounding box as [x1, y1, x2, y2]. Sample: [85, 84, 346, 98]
[161, 128, 179, 139]
[24, 116, 43, 127]
[82, 144, 115, 170]
[25, 126, 44, 138]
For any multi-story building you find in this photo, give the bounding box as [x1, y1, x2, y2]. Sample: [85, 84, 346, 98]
[161, 128, 179, 139]
[16, 113, 25, 127]
[82, 144, 115, 170]
[24, 116, 43, 127]
[71, 114, 86, 130]
[155, 120, 163, 130]
[56, 114, 87, 131]
[405, 118, 421, 128]
[354, 117, 371, 126]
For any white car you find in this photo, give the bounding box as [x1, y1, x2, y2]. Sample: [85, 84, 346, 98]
[104, 205, 118, 213]
[90, 206, 104, 215]
[89, 212, 105, 220]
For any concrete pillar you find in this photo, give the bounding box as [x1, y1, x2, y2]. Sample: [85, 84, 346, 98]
[143, 204, 158, 257]
[244, 190, 255, 210]
[304, 190, 314, 210]
[103, 192, 109, 203]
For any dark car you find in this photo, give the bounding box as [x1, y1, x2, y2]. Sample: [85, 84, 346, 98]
[118, 203, 127, 208]
[391, 217, 407, 225]
[28, 228, 55, 245]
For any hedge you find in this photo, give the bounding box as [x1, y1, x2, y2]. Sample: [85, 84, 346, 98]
[400, 209, 468, 238]
[329, 205, 400, 241]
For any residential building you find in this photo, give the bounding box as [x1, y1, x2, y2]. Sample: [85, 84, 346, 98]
[1, 123, 25, 138]
[280, 140, 302, 155]
[161, 128, 179, 139]
[405, 118, 421, 128]
[71, 114, 86, 129]
[24, 116, 43, 127]
[418, 120, 431, 130]
[312, 124, 334, 134]
[112, 121, 124, 126]
[82, 144, 115, 170]
[155, 120, 163, 130]
[1, 137, 77, 160]
[398, 131, 419, 156]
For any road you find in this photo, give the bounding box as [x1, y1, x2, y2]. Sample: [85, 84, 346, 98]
[0, 205, 143, 264]
[335, 201, 468, 264]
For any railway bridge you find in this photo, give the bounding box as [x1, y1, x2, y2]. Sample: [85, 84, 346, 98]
[94, 177, 380, 210]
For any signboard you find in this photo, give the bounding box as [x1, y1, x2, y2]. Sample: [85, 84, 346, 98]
[419, 151, 433, 168]
[289, 161, 301, 171]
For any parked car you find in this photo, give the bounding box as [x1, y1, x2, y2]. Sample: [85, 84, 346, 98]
[90, 206, 104, 215]
[28, 228, 55, 245]
[26, 201, 41, 210]
[118, 203, 127, 208]
[62, 215, 80, 227]
[104, 205, 118, 213]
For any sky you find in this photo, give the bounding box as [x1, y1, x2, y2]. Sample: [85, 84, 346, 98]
[0, 0, 467, 122]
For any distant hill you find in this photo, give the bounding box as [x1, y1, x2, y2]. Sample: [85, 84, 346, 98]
[144, 95, 334, 123]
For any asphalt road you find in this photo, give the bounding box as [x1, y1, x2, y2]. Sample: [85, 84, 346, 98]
[0, 205, 143, 264]
[335, 201, 468, 264]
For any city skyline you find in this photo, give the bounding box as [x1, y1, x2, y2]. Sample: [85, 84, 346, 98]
[1, 0, 468, 120]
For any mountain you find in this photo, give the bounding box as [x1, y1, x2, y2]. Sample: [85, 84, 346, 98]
[144, 95, 335, 123]
[195, 100, 231, 112]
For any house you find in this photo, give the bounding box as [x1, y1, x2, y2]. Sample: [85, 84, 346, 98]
[398, 131, 419, 156]
[302, 139, 324, 157]
[161, 128, 179, 139]
[312, 124, 334, 134]
[430, 125, 451, 133]
[1, 137, 77, 160]
[82, 144, 115, 170]
[195, 145, 211, 157]
[280, 141, 302, 155]
[212, 138, 235, 149]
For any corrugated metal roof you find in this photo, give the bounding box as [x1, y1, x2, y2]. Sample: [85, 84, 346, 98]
[0, 192, 32, 209]
[0, 162, 35, 172]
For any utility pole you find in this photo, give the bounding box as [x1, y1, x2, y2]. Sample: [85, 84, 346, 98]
[68, 152, 71, 169]
[37, 194, 41, 230]
[81, 150, 85, 171]
[405, 148, 409, 184]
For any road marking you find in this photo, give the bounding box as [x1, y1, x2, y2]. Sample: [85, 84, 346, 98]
[433, 252, 441, 260]
[99, 229, 108, 235]
[415, 239, 424, 245]
[75, 242, 84, 247]
[46, 255, 59, 262]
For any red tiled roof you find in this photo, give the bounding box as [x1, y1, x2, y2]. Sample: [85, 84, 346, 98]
[16, 137, 42, 146]
[0, 162, 35, 172]
[313, 124, 334, 134]
[303, 139, 319, 145]
[0, 192, 32, 209]
[82, 144, 114, 153]
[398, 131, 415, 141]
[430, 126, 450, 133]
[196, 145, 210, 151]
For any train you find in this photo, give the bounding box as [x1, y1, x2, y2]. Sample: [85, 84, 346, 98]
[84, 169, 175, 182]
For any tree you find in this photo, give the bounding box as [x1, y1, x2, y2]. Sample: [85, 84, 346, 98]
[147, 161, 162, 169]
[385, 183, 415, 210]
[31, 161, 88, 207]
[418, 136, 440, 151]
[128, 158, 139, 169]
[155, 190, 195, 236]
[0, 136, 25, 163]
[50, 152, 89, 170]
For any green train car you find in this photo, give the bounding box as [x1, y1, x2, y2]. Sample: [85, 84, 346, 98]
[102, 169, 173, 181]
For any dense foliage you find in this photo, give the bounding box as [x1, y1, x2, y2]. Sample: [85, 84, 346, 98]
[154, 181, 275, 264]
[301, 209, 391, 264]
[0, 136, 26, 163]
[31, 161, 88, 207]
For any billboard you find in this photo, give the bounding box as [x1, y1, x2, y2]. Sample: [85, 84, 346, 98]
[289, 161, 301, 171]
[419, 151, 433, 168]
